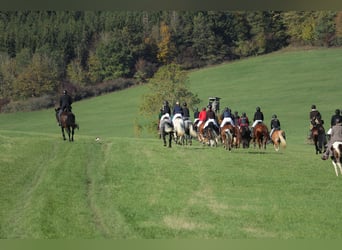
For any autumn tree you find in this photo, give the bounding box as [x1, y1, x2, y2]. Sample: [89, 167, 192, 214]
[139, 63, 200, 132]
[157, 22, 176, 64]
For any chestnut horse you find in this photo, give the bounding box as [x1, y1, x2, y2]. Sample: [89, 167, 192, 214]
[271, 129, 286, 151]
[55, 108, 79, 141]
[220, 123, 240, 149]
[253, 123, 270, 149]
[220, 124, 233, 151]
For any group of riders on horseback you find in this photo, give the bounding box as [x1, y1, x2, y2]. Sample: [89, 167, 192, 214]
[158, 100, 283, 149]
[310, 104, 342, 160]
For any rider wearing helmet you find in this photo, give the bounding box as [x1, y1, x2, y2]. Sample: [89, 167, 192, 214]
[309, 104, 322, 139]
[162, 100, 171, 115]
[203, 104, 219, 131]
[270, 114, 281, 138]
[182, 102, 190, 120]
[220, 107, 235, 127]
[58, 89, 73, 126]
[251, 106, 264, 138]
[238, 112, 250, 127]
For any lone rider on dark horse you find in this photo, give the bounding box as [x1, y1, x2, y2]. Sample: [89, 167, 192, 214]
[309, 104, 322, 140]
[58, 89, 73, 126]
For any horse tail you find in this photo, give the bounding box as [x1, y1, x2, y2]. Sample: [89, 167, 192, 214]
[164, 123, 173, 133]
[279, 131, 287, 149]
[174, 118, 185, 136]
[189, 124, 198, 138]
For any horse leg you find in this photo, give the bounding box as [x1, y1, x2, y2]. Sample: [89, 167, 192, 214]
[332, 161, 339, 176]
[71, 127, 74, 141]
[162, 132, 167, 146]
[168, 133, 172, 148]
[338, 162, 342, 175]
[66, 127, 71, 141]
[61, 127, 66, 140]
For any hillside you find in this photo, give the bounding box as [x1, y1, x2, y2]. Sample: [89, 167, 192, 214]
[1, 48, 342, 239]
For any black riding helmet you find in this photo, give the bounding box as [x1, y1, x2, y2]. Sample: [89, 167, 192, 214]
[335, 109, 340, 115]
[63, 89, 68, 94]
[311, 104, 316, 109]
[272, 114, 277, 119]
[183, 102, 187, 106]
[256, 106, 260, 112]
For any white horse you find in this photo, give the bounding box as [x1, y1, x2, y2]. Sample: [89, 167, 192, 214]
[173, 116, 186, 145]
[331, 142, 342, 176]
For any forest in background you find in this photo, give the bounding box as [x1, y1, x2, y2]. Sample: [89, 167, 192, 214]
[0, 10, 341, 112]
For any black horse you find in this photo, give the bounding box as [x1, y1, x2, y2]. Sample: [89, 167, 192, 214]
[240, 126, 252, 148]
[312, 123, 326, 154]
[55, 107, 79, 141]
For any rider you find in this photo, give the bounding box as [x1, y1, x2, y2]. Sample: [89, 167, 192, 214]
[251, 106, 264, 138]
[203, 104, 219, 131]
[309, 104, 322, 139]
[173, 101, 183, 116]
[233, 111, 240, 127]
[182, 102, 190, 121]
[220, 107, 235, 128]
[238, 112, 250, 128]
[270, 114, 281, 138]
[327, 109, 342, 139]
[162, 100, 171, 116]
[321, 118, 342, 160]
[196, 107, 207, 129]
[193, 107, 199, 119]
[172, 101, 183, 124]
[58, 89, 73, 126]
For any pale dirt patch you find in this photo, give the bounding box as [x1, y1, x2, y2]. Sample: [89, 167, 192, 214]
[163, 215, 211, 230]
[243, 226, 278, 238]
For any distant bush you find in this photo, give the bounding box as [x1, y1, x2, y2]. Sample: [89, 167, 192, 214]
[1, 78, 138, 113]
[1, 95, 55, 113]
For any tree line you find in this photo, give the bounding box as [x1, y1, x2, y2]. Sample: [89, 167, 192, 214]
[0, 11, 341, 111]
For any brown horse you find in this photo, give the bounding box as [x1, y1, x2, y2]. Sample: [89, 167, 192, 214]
[55, 108, 79, 141]
[271, 129, 286, 151]
[253, 123, 270, 149]
[220, 124, 233, 150]
[220, 123, 240, 149]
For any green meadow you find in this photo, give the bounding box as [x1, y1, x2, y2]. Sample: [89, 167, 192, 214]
[1, 48, 342, 239]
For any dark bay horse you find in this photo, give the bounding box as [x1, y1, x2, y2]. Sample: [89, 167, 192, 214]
[253, 123, 270, 149]
[240, 126, 252, 148]
[55, 108, 79, 141]
[312, 124, 326, 154]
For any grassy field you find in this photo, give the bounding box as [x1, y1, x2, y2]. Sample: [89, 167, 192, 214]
[1, 48, 342, 239]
